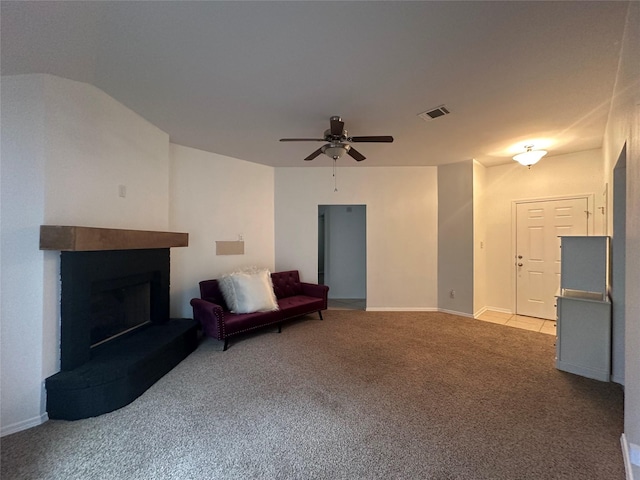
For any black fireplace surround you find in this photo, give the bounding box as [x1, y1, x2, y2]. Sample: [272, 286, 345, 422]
[44, 240, 198, 420]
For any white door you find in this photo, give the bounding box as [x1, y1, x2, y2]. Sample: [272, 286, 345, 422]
[516, 198, 588, 319]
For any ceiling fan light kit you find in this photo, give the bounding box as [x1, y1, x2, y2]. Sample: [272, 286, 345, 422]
[280, 116, 393, 163]
[322, 144, 348, 160]
[513, 145, 547, 168]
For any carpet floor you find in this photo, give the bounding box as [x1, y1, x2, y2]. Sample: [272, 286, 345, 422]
[1, 310, 625, 479]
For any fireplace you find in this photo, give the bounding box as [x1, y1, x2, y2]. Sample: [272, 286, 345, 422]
[41, 226, 198, 420]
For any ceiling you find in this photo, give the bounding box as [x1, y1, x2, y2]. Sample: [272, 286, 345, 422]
[1, 1, 629, 168]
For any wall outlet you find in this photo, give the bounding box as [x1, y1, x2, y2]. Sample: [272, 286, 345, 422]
[449, 290, 455, 299]
[118, 184, 127, 198]
[238, 233, 244, 241]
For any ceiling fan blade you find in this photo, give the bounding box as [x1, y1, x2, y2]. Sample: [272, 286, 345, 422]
[280, 138, 325, 142]
[304, 147, 324, 161]
[349, 136, 394, 143]
[347, 147, 366, 162]
[330, 117, 344, 137]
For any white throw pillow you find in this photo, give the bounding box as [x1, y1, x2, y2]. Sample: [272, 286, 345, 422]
[219, 269, 279, 314]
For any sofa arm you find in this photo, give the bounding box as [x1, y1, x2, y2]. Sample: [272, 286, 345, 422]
[190, 298, 226, 340]
[300, 282, 329, 309]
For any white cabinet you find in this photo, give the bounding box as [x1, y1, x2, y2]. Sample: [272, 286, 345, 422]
[556, 236, 611, 382]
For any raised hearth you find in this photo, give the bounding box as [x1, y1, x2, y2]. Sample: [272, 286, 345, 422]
[41, 226, 198, 420]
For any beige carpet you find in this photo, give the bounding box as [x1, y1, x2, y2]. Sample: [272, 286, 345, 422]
[1, 310, 625, 479]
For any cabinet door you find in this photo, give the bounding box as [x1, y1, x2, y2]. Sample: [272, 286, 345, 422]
[560, 236, 608, 295]
[556, 296, 611, 382]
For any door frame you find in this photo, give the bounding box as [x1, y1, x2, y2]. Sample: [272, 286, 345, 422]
[318, 204, 367, 302]
[510, 193, 595, 315]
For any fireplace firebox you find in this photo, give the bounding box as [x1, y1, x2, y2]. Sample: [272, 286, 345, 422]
[59, 249, 170, 370]
[91, 276, 152, 347]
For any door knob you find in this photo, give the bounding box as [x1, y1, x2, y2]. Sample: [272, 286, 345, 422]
[517, 255, 523, 259]
[517, 263, 523, 267]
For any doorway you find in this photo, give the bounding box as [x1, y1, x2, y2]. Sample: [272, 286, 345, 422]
[515, 197, 589, 320]
[318, 205, 366, 310]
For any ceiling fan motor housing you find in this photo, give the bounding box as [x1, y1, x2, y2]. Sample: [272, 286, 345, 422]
[324, 128, 347, 142]
[279, 115, 393, 162]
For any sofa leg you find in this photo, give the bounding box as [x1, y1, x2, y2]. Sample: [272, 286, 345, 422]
[223, 338, 229, 351]
[277, 323, 282, 333]
[318, 311, 324, 320]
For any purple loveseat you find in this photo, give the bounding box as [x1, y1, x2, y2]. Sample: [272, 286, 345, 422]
[190, 270, 329, 350]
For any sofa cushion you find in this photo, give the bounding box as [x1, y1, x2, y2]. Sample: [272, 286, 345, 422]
[271, 270, 303, 299]
[219, 269, 279, 314]
[199, 279, 228, 310]
[223, 309, 282, 336]
[277, 295, 324, 318]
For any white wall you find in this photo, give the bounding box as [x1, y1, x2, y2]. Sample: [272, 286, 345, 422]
[168, 144, 275, 318]
[611, 156, 626, 386]
[275, 167, 438, 310]
[602, 0, 640, 470]
[473, 161, 487, 316]
[483, 149, 605, 314]
[42, 78, 170, 230]
[1, 75, 48, 434]
[1, 74, 171, 435]
[437, 160, 474, 316]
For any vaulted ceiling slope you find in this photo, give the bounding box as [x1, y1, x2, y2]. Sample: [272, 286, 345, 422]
[1, 1, 629, 167]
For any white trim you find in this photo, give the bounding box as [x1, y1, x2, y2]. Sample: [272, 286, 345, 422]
[474, 306, 488, 317]
[482, 306, 512, 315]
[438, 308, 474, 318]
[1, 412, 48, 437]
[365, 307, 438, 312]
[612, 374, 625, 386]
[365, 307, 474, 319]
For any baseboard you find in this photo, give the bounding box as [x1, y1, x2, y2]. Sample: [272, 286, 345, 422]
[484, 306, 512, 315]
[474, 306, 488, 318]
[621, 434, 640, 480]
[363, 307, 476, 318]
[437, 308, 474, 318]
[365, 307, 438, 312]
[612, 374, 625, 386]
[1, 412, 48, 437]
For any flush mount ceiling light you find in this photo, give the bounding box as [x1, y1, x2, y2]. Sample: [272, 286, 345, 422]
[513, 145, 547, 168]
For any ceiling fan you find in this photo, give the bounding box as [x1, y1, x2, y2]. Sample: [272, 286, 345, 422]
[280, 116, 394, 162]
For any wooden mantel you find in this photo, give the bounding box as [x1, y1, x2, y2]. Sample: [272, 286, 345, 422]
[40, 225, 188, 251]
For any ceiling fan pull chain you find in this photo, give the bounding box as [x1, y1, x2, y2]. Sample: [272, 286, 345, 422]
[333, 158, 338, 192]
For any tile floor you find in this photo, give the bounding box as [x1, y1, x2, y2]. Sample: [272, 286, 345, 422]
[476, 310, 556, 336]
[328, 299, 556, 336]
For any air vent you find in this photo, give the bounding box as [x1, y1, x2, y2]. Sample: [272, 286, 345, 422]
[418, 105, 450, 122]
